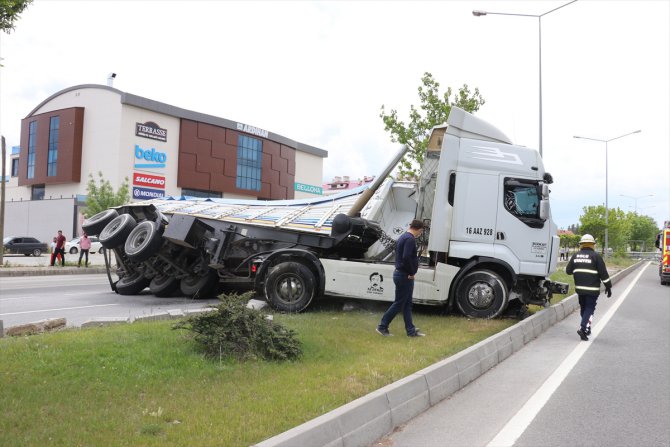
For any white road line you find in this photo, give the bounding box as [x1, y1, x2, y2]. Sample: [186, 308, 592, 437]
[487, 262, 650, 447]
[0, 303, 120, 316]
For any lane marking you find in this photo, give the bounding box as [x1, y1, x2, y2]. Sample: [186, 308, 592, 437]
[487, 262, 650, 447]
[0, 303, 119, 316]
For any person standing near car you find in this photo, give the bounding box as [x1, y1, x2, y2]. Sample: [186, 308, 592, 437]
[51, 230, 66, 266]
[566, 234, 612, 341]
[78, 232, 91, 267]
[376, 219, 426, 337]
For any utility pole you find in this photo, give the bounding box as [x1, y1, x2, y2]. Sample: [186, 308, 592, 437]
[0, 136, 6, 265]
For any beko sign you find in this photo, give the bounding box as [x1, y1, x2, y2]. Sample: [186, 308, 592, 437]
[136, 121, 168, 142]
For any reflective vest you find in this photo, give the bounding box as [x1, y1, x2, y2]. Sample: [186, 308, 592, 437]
[566, 247, 612, 296]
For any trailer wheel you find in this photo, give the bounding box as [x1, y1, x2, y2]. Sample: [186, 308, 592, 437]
[264, 262, 316, 312]
[115, 272, 150, 295]
[150, 274, 180, 297]
[455, 269, 509, 319]
[180, 271, 218, 298]
[82, 209, 119, 236]
[125, 221, 163, 262]
[100, 214, 137, 249]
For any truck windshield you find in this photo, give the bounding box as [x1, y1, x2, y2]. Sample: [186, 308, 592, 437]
[504, 178, 543, 228]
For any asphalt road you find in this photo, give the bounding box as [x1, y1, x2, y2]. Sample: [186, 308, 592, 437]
[377, 262, 670, 447]
[0, 274, 220, 328]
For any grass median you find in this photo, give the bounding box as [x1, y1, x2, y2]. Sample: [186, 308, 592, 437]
[1, 304, 513, 447]
[1, 260, 633, 446]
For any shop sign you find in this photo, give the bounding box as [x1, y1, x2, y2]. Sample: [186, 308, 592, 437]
[134, 144, 167, 169]
[135, 121, 167, 142]
[133, 186, 165, 200]
[294, 182, 322, 195]
[133, 172, 166, 189]
[237, 122, 269, 138]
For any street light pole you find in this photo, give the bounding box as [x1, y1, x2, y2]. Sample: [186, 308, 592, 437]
[473, 0, 577, 158]
[573, 130, 642, 257]
[620, 194, 653, 214]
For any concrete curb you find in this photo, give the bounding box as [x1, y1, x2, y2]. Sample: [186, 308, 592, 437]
[251, 261, 645, 447]
[0, 266, 109, 277]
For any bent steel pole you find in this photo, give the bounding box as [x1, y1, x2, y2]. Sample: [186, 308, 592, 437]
[347, 145, 409, 217]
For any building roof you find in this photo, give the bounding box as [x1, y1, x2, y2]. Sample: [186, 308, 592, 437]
[26, 84, 328, 158]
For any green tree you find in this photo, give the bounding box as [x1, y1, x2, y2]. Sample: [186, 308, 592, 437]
[1, 0, 32, 33]
[579, 205, 631, 254]
[84, 172, 130, 218]
[626, 212, 659, 251]
[380, 72, 486, 179]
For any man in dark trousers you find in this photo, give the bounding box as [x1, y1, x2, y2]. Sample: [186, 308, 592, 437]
[376, 219, 426, 337]
[51, 230, 66, 267]
[566, 234, 612, 341]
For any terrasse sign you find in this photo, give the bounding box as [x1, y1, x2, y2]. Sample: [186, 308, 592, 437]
[136, 121, 167, 142]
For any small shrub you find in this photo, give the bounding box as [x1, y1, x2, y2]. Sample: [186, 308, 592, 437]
[174, 291, 302, 361]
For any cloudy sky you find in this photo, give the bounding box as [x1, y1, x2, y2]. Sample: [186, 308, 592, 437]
[1, 0, 668, 230]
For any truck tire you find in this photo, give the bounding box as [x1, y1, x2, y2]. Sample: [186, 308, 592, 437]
[124, 221, 163, 262]
[115, 272, 149, 295]
[180, 271, 218, 298]
[100, 214, 137, 249]
[455, 269, 509, 319]
[150, 274, 180, 297]
[82, 209, 119, 236]
[264, 262, 316, 312]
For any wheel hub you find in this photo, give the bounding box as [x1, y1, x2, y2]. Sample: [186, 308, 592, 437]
[278, 276, 303, 303]
[468, 281, 495, 309]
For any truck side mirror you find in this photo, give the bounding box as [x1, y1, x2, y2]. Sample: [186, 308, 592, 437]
[539, 200, 549, 221]
[541, 183, 550, 199]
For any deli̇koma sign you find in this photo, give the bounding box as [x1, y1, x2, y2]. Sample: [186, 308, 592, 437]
[136, 121, 167, 142]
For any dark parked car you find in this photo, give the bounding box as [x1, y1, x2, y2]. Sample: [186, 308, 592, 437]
[3, 236, 49, 256]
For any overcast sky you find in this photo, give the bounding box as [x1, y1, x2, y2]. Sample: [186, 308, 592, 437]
[1, 0, 668, 230]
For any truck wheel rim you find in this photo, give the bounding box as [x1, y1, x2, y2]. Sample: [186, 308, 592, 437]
[467, 281, 495, 309]
[277, 275, 304, 303]
[126, 223, 151, 254]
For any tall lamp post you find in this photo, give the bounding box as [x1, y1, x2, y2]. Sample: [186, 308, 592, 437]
[573, 130, 642, 257]
[473, 0, 577, 157]
[620, 194, 653, 214]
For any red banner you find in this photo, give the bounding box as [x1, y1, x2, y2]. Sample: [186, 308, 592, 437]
[133, 172, 166, 189]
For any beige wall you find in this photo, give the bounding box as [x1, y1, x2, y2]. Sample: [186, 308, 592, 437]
[4, 198, 77, 242]
[120, 105, 181, 199]
[294, 151, 325, 199]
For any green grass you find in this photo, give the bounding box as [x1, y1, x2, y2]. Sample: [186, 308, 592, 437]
[0, 306, 513, 447]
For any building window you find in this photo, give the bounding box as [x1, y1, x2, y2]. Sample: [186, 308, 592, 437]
[47, 116, 60, 176]
[31, 184, 45, 200]
[11, 159, 19, 177]
[181, 188, 222, 199]
[27, 120, 37, 179]
[236, 135, 262, 191]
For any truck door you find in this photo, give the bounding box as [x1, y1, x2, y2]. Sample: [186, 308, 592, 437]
[495, 177, 550, 276]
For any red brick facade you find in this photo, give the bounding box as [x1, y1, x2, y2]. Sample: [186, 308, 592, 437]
[178, 120, 296, 199]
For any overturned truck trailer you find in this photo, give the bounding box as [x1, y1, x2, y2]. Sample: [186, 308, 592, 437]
[85, 107, 568, 319]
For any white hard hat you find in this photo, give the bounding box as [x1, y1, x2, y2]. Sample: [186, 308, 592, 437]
[579, 234, 596, 244]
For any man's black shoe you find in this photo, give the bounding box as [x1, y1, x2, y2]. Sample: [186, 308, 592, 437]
[408, 329, 426, 337]
[585, 328, 591, 336]
[376, 327, 392, 337]
[577, 328, 589, 341]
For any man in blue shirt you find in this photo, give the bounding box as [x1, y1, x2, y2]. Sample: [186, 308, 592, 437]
[376, 219, 426, 337]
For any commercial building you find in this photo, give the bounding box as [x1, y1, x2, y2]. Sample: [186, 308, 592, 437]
[3, 84, 327, 243]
